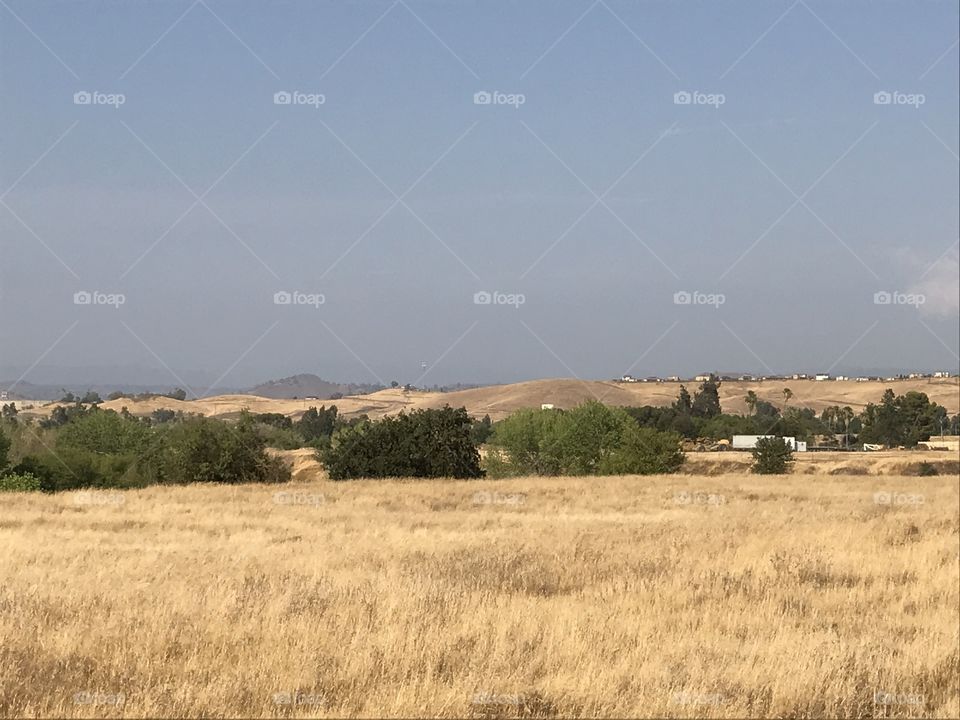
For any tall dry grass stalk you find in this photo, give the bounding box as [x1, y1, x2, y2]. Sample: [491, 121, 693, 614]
[0, 473, 957, 718]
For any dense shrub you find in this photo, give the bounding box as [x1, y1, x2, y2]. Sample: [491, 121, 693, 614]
[485, 407, 569, 476]
[323, 406, 482, 480]
[7, 412, 288, 491]
[0, 472, 41, 492]
[8, 447, 144, 492]
[296, 406, 339, 443]
[488, 401, 684, 477]
[600, 425, 685, 475]
[751, 437, 795, 474]
[56, 408, 150, 455]
[139, 415, 289, 485]
[0, 428, 9, 473]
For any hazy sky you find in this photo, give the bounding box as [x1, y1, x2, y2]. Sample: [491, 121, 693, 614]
[2, 0, 958, 390]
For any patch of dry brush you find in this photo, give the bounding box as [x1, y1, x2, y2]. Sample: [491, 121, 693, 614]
[0, 473, 957, 718]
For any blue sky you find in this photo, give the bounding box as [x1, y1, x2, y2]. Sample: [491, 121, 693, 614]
[1, 0, 958, 390]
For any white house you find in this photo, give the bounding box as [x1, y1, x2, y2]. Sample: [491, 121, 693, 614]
[815, 374, 830, 381]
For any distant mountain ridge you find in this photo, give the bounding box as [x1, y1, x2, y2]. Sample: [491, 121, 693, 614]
[246, 374, 382, 399]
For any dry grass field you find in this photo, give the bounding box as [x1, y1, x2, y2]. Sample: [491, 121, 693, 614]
[1, 472, 958, 718]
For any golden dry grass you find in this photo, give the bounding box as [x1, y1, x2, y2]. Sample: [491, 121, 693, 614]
[1, 472, 957, 718]
[18, 377, 960, 422]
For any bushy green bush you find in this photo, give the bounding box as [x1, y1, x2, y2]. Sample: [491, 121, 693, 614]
[55, 408, 150, 455]
[322, 406, 482, 480]
[0, 428, 9, 473]
[751, 437, 795, 474]
[600, 425, 684, 475]
[255, 424, 306, 450]
[139, 415, 289, 485]
[9, 412, 288, 491]
[488, 401, 684, 477]
[8, 447, 145, 492]
[0, 472, 41, 492]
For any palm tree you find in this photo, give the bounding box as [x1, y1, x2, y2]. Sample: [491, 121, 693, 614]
[782, 387, 793, 410]
[841, 406, 855, 448]
[745, 390, 758, 415]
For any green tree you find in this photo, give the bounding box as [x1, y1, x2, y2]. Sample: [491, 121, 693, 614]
[140, 415, 289, 485]
[485, 407, 568, 475]
[782, 387, 793, 409]
[555, 401, 630, 474]
[1, 403, 19, 424]
[691, 380, 722, 419]
[0, 472, 41, 492]
[0, 427, 10, 473]
[296, 405, 339, 443]
[745, 390, 758, 415]
[323, 406, 482, 480]
[673, 385, 693, 414]
[751, 437, 794, 474]
[56, 409, 150, 455]
[600, 425, 684, 474]
[471, 414, 493, 445]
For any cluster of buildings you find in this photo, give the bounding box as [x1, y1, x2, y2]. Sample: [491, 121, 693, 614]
[618, 371, 953, 384]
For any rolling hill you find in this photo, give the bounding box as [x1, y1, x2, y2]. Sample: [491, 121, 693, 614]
[16, 377, 959, 422]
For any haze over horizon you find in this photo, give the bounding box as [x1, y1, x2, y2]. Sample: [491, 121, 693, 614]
[2, 0, 958, 389]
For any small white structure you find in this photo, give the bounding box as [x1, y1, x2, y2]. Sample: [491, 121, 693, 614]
[694, 374, 711, 382]
[620, 374, 638, 383]
[934, 371, 951, 378]
[732, 435, 802, 451]
[815, 374, 830, 381]
[541, 403, 555, 410]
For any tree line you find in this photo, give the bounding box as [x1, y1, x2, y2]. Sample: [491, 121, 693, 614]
[1, 383, 954, 491]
